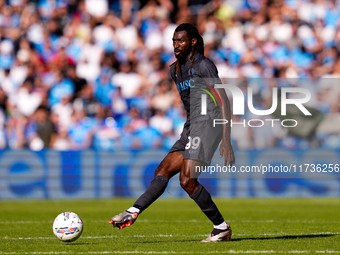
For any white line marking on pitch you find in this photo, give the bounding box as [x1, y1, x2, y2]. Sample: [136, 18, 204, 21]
[0, 250, 340, 254]
[2, 219, 340, 224]
[2, 231, 340, 240]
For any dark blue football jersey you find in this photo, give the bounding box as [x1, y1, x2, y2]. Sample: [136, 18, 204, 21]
[170, 53, 221, 126]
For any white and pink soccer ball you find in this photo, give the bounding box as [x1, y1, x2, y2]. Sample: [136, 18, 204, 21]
[53, 212, 83, 242]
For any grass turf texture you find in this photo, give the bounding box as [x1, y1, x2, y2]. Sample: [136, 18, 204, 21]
[0, 198, 339, 254]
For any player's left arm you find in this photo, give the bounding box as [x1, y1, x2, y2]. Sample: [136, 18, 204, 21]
[200, 58, 235, 167]
[215, 87, 235, 167]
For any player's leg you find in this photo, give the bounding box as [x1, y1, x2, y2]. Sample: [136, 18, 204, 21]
[179, 159, 232, 242]
[109, 151, 183, 229]
[132, 151, 183, 212]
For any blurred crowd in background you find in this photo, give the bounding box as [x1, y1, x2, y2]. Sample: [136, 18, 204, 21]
[0, 0, 340, 151]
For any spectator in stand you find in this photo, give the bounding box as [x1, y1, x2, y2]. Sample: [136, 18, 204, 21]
[16, 77, 43, 117]
[66, 64, 87, 98]
[111, 86, 128, 123]
[112, 61, 142, 99]
[49, 70, 75, 106]
[0, 40, 14, 70]
[76, 37, 103, 82]
[0, 69, 16, 97]
[132, 122, 163, 150]
[94, 65, 116, 107]
[26, 106, 57, 150]
[151, 79, 175, 112]
[52, 125, 71, 151]
[149, 109, 173, 136]
[68, 109, 93, 150]
[51, 94, 73, 129]
[92, 109, 120, 151]
[75, 83, 102, 120]
[6, 109, 26, 149]
[0, 88, 7, 149]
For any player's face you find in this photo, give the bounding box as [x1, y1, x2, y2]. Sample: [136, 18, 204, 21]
[172, 31, 192, 62]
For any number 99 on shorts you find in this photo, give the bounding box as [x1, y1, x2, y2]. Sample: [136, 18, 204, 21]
[185, 136, 201, 150]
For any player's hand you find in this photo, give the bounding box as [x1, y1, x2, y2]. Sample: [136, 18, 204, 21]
[219, 140, 235, 167]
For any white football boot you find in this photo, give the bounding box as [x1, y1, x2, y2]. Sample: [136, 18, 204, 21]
[109, 211, 139, 229]
[201, 226, 232, 242]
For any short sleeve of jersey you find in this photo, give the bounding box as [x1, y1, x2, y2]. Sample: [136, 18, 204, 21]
[199, 58, 222, 87]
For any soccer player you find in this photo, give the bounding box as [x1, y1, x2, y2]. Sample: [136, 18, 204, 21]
[110, 23, 235, 242]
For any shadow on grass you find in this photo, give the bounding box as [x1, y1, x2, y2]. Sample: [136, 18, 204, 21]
[132, 239, 199, 244]
[131, 233, 335, 244]
[230, 233, 335, 242]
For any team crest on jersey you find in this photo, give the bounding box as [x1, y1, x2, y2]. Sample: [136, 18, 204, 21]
[188, 68, 195, 75]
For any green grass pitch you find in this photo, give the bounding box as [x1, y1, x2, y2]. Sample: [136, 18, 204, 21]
[1, 198, 340, 254]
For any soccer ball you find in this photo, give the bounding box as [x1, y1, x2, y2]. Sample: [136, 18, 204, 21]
[52, 212, 83, 242]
